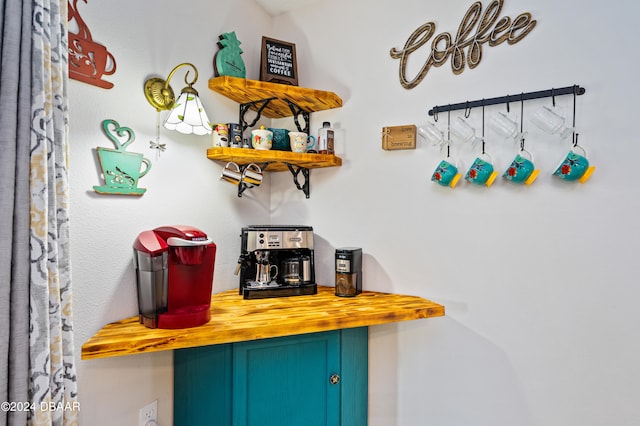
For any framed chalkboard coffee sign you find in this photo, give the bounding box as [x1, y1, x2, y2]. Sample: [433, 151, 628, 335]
[260, 36, 298, 86]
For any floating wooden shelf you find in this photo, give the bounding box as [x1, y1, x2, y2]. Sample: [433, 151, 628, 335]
[206, 147, 342, 172]
[81, 286, 444, 360]
[208, 76, 343, 118]
[207, 77, 344, 197]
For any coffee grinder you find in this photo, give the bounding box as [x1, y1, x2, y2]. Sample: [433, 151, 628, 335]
[335, 247, 362, 297]
[133, 225, 216, 329]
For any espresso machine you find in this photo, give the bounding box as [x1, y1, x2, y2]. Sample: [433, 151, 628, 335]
[236, 225, 316, 299]
[133, 225, 216, 329]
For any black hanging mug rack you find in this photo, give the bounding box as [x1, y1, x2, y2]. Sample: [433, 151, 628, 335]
[428, 85, 586, 117]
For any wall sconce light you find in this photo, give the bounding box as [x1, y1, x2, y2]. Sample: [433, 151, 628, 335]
[143, 62, 212, 135]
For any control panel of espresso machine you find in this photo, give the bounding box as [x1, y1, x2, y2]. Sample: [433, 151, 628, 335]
[236, 225, 316, 299]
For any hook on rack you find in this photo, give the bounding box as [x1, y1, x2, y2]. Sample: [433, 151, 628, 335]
[446, 107, 451, 142]
[572, 86, 578, 146]
[464, 101, 471, 118]
[481, 99, 486, 155]
[520, 93, 524, 135]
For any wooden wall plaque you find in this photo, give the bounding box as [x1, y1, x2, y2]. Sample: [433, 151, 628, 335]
[382, 125, 416, 150]
[260, 36, 298, 86]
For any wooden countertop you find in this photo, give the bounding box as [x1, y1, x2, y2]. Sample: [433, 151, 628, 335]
[81, 286, 444, 360]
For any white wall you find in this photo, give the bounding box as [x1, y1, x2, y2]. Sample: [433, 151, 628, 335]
[68, 0, 273, 423]
[69, 0, 640, 425]
[269, 0, 640, 425]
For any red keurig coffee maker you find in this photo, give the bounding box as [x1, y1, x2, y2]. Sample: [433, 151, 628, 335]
[133, 225, 216, 329]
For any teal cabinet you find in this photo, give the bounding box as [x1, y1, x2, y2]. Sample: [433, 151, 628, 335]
[174, 327, 368, 426]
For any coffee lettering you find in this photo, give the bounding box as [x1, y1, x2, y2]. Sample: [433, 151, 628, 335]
[390, 0, 537, 89]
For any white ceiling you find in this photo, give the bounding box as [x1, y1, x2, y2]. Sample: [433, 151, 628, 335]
[254, 0, 322, 16]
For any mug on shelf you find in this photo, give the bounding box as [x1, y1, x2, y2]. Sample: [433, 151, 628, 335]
[251, 126, 273, 150]
[268, 127, 290, 151]
[289, 132, 315, 153]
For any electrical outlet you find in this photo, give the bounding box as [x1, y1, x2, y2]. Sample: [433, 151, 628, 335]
[139, 399, 158, 426]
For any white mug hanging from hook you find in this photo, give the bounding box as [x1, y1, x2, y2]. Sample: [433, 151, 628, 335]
[418, 105, 446, 149]
[450, 101, 483, 149]
[530, 88, 575, 140]
[488, 95, 526, 145]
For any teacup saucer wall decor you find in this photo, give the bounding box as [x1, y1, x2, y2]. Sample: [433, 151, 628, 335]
[93, 119, 152, 196]
[68, 0, 117, 89]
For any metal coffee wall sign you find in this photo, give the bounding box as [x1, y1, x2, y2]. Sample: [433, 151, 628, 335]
[390, 0, 536, 89]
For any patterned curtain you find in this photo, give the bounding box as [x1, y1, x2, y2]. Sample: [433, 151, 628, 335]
[29, 0, 79, 425]
[1, 0, 79, 425]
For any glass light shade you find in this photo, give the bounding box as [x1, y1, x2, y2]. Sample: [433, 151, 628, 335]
[163, 90, 212, 135]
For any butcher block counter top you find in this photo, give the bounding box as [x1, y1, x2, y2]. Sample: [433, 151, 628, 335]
[81, 286, 445, 360]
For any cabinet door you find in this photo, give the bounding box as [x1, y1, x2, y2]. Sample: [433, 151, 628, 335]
[174, 328, 368, 426]
[232, 331, 341, 426]
[174, 343, 233, 426]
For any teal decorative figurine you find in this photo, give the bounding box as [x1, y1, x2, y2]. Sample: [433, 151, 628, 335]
[214, 32, 246, 78]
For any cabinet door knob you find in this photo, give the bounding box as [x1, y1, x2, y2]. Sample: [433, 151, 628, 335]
[329, 374, 340, 385]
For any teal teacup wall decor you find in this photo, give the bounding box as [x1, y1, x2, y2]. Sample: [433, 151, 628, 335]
[552, 144, 595, 183]
[95, 148, 151, 193]
[93, 119, 152, 195]
[431, 157, 461, 188]
[465, 153, 498, 187]
[502, 149, 539, 185]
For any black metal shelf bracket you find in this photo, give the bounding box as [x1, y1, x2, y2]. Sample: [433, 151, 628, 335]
[234, 99, 316, 198]
[285, 99, 310, 134]
[286, 164, 311, 198]
[239, 98, 277, 136]
[428, 85, 586, 116]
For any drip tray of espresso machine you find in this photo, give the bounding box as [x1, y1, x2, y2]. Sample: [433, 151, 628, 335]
[242, 283, 318, 299]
